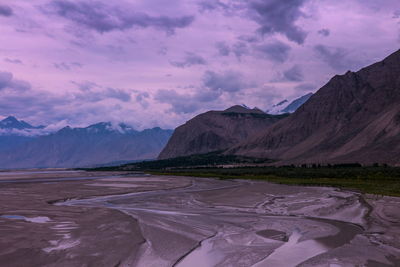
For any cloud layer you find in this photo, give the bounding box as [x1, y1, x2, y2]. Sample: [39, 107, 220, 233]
[0, 5, 13, 17]
[0, 0, 399, 129]
[44, 0, 194, 34]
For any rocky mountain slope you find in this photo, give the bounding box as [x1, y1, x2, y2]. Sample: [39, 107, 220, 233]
[158, 105, 287, 159]
[0, 120, 172, 168]
[230, 49, 400, 165]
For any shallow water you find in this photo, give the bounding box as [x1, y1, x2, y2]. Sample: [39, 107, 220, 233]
[1, 215, 51, 223]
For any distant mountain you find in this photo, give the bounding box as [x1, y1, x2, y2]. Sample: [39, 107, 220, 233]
[0, 116, 38, 130]
[267, 93, 313, 114]
[83, 122, 137, 134]
[0, 135, 34, 153]
[281, 93, 313, 113]
[0, 120, 173, 169]
[230, 49, 400, 166]
[0, 116, 45, 136]
[158, 105, 288, 159]
[0, 116, 42, 152]
[266, 100, 289, 114]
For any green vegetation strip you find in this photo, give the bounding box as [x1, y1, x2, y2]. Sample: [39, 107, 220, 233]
[88, 152, 400, 197]
[149, 167, 400, 197]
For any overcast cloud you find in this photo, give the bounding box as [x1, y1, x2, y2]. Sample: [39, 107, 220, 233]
[0, 0, 399, 129]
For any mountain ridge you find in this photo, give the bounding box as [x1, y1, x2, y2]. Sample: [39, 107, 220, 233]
[0, 119, 173, 169]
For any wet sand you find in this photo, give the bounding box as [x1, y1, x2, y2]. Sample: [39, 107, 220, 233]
[0, 170, 399, 266]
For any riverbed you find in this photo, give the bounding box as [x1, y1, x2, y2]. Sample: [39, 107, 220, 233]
[0, 170, 399, 266]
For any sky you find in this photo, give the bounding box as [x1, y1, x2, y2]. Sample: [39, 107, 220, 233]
[0, 0, 399, 130]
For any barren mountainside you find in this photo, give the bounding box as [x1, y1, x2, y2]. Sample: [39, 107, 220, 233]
[158, 106, 287, 159]
[230, 49, 400, 165]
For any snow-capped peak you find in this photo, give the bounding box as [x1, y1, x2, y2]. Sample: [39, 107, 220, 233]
[266, 93, 313, 115]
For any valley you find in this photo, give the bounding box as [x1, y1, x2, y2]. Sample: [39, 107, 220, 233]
[2, 1, 400, 266]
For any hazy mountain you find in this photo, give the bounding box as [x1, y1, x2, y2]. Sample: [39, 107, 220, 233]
[0, 136, 34, 153]
[158, 105, 287, 159]
[230, 49, 400, 166]
[267, 93, 313, 114]
[0, 121, 173, 169]
[0, 116, 42, 152]
[0, 116, 46, 136]
[0, 116, 41, 130]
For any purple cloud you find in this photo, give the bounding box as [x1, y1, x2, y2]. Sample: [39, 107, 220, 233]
[203, 70, 253, 92]
[295, 83, 315, 92]
[170, 52, 207, 68]
[0, 5, 13, 17]
[283, 65, 303, 82]
[44, 0, 195, 34]
[0, 71, 31, 91]
[155, 87, 222, 114]
[237, 35, 260, 43]
[198, 0, 308, 44]
[255, 41, 291, 63]
[248, 0, 308, 44]
[198, 0, 229, 13]
[314, 45, 353, 71]
[318, 28, 330, 37]
[54, 62, 83, 71]
[232, 42, 249, 60]
[135, 91, 150, 109]
[215, 42, 230, 56]
[4, 58, 23, 64]
[71, 81, 131, 102]
[0, 0, 398, 129]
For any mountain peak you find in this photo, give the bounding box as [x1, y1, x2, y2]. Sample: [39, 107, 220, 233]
[0, 116, 35, 130]
[224, 105, 250, 113]
[224, 105, 265, 114]
[2, 116, 19, 124]
[159, 104, 283, 159]
[281, 93, 313, 113]
[85, 122, 136, 134]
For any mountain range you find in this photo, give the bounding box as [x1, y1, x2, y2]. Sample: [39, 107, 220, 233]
[3, 49, 399, 168]
[0, 117, 172, 169]
[159, 49, 400, 166]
